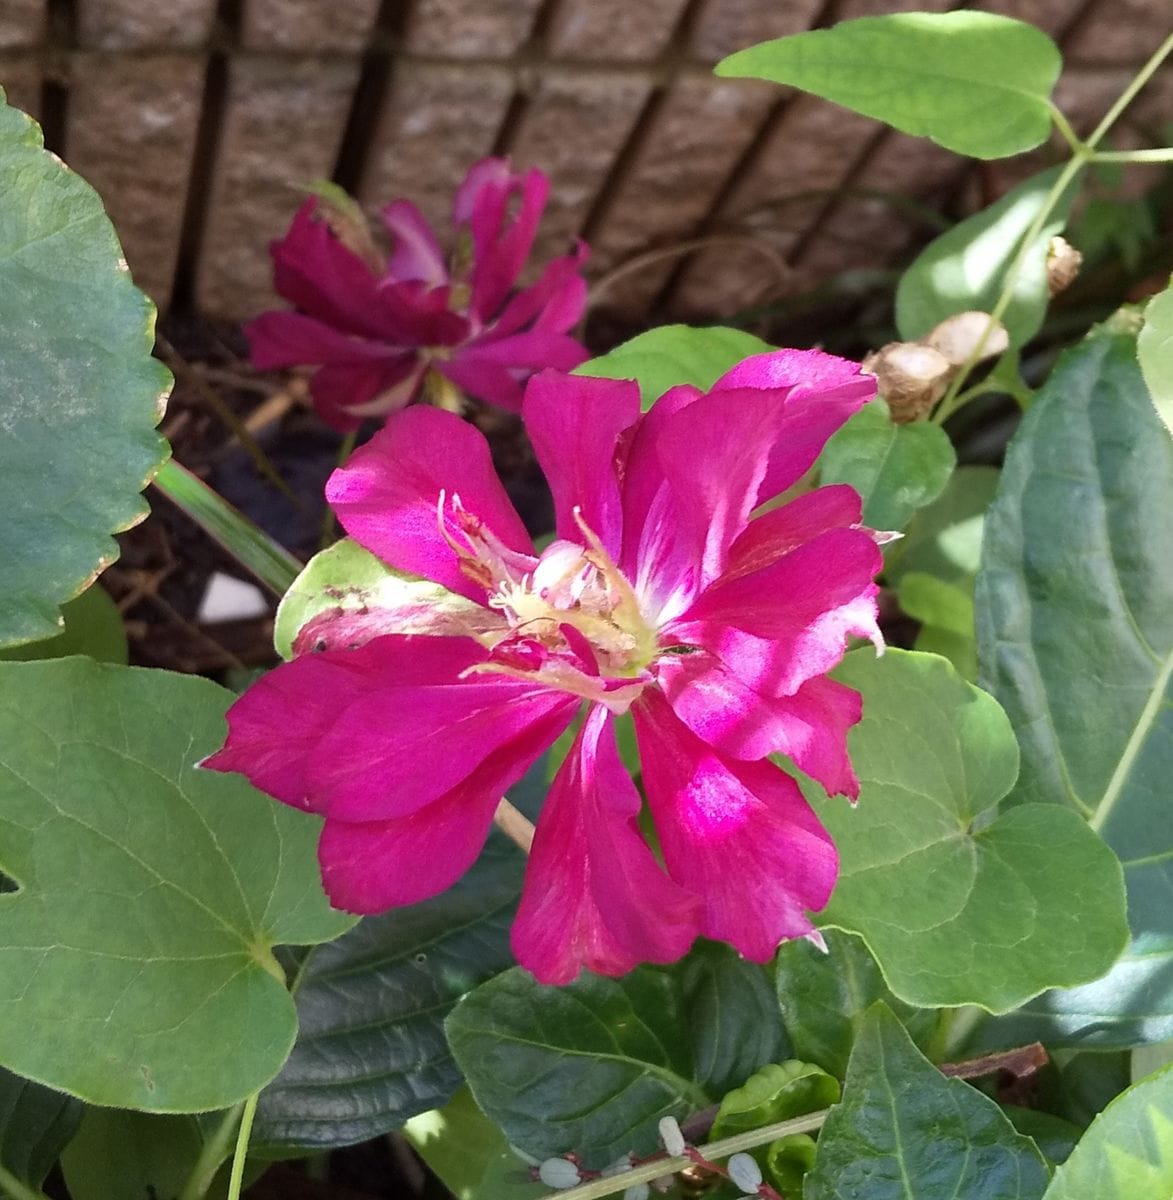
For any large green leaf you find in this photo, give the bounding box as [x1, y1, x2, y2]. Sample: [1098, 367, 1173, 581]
[0, 94, 169, 648]
[1138, 282, 1173, 435]
[0, 658, 353, 1111]
[975, 324, 1173, 1047]
[1043, 1065, 1173, 1199]
[446, 945, 782, 1169]
[897, 167, 1080, 347]
[717, 12, 1061, 160]
[575, 325, 772, 409]
[814, 649, 1128, 1012]
[774, 930, 938, 1079]
[804, 1005, 1049, 1200]
[818, 399, 955, 531]
[0, 1068, 81, 1191]
[250, 759, 548, 1153]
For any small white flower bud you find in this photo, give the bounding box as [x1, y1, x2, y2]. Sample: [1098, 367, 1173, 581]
[538, 1157, 582, 1189]
[602, 1154, 634, 1177]
[727, 1152, 763, 1193]
[624, 1185, 650, 1200]
[658, 1115, 686, 1156]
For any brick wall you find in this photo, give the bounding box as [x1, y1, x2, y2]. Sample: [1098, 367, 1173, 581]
[0, 0, 1167, 326]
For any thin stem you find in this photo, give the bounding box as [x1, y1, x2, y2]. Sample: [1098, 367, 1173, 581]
[0, 1165, 51, 1200]
[1048, 102, 1085, 155]
[1090, 147, 1173, 163]
[1084, 31, 1173, 151]
[226, 1093, 260, 1200]
[541, 1112, 828, 1200]
[493, 798, 535, 853]
[178, 1104, 245, 1200]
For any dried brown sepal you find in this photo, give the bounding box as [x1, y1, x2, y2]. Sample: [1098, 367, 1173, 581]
[862, 342, 952, 423]
[1046, 235, 1083, 296]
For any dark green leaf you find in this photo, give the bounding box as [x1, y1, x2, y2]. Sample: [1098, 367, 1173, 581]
[0, 658, 353, 1111]
[0, 587, 127, 664]
[574, 325, 772, 409]
[975, 324, 1173, 1047]
[896, 167, 1080, 347]
[0, 94, 169, 648]
[0, 1067, 81, 1189]
[815, 650, 1129, 1012]
[819, 400, 955, 531]
[717, 12, 1061, 160]
[774, 930, 939, 1079]
[1002, 1107, 1081, 1167]
[804, 1005, 1049, 1200]
[1042, 1065, 1173, 1198]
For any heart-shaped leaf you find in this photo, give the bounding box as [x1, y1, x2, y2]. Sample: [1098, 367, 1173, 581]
[804, 1004, 1050, 1199]
[815, 649, 1128, 1012]
[0, 94, 169, 648]
[0, 658, 353, 1111]
[717, 12, 1062, 160]
[975, 323, 1173, 1047]
[575, 325, 772, 408]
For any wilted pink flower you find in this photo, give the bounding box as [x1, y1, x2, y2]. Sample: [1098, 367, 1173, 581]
[207, 351, 884, 984]
[246, 158, 590, 430]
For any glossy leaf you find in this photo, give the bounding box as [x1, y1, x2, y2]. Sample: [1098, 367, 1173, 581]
[1043, 1065, 1173, 1199]
[0, 586, 127, 664]
[250, 759, 548, 1153]
[717, 12, 1061, 160]
[0, 94, 169, 648]
[0, 658, 353, 1111]
[897, 167, 1080, 347]
[774, 930, 938, 1079]
[0, 1068, 81, 1190]
[804, 1005, 1049, 1199]
[819, 399, 955, 531]
[574, 324, 772, 408]
[975, 325, 1173, 1046]
[1138, 282, 1173, 435]
[815, 649, 1129, 1012]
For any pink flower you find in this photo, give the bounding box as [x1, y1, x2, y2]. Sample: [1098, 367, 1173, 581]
[246, 159, 590, 430]
[206, 350, 884, 984]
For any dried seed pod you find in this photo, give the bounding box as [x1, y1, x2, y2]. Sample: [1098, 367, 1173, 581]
[924, 311, 1010, 367]
[862, 342, 952, 423]
[1046, 235, 1083, 295]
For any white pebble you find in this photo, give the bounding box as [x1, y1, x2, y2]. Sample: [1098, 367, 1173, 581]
[658, 1115, 686, 1156]
[727, 1152, 763, 1194]
[538, 1157, 582, 1189]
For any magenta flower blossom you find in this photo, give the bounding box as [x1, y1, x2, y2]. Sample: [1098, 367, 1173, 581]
[207, 350, 884, 984]
[246, 158, 590, 430]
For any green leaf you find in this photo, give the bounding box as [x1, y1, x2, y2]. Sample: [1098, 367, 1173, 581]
[0, 658, 353, 1111]
[250, 759, 548, 1153]
[1138, 281, 1173, 435]
[1042, 1065, 1173, 1199]
[774, 930, 939, 1079]
[716, 12, 1061, 160]
[814, 649, 1129, 1012]
[0, 1068, 81, 1190]
[974, 325, 1173, 1047]
[0, 95, 169, 649]
[896, 167, 1080, 347]
[574, 325, 772, 409]
[818, 399, 955, 531]
[804, 1005, 1050, 1199]
[0, 586, 127, 664]
[900, 572, 978, 679]
[710, 1061, 839, 1141]
[1003, 1106, 1081, 1167]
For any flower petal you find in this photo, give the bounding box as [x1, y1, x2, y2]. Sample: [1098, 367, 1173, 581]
[522, 372, 639, 554]
[382, 198, 447, 285]
[669, 527, 882, 697]
[725, 485, 863, 581]
[327, 405, 532, 600]
[467, 166, 548, 319]
[308, 358, 424, 431]
[657, 652, 861, 797]
[245, 311, 404, 370]
[512, 706, 700, 984]
[634, 692, 838, 961]
[487, 244, 589, 339]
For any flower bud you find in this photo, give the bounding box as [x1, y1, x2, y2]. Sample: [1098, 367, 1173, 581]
[539, 1157, 582, 1189]
[727, 1152, 763, 1193]
[658, 1115, 687, 1156]
[1046, 235, 1083, 296]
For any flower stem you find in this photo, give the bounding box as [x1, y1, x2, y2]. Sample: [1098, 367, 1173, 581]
[0, 1165, 51, 1200]
[1090, 147, 1173, 163]
[493, 798, 535, 853]
[226, 1093, 259, 1200]
[540, 1112, 829, 1200]
[177, 1103, 246, 1200]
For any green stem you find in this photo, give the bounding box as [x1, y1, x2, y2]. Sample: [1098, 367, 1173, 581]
[1090, 147, 1173, 163]
[178, 1104, 245, 1200]
[1047, 102, 1084, 155]
[0, 1165, 51, 1200]
[153, 459, 302, 597]
[226, 1093, 259, 1200]
[540, 1111, 828, 1200]
[1084, 31, 1173, 150]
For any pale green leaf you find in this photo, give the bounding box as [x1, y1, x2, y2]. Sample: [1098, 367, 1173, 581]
[1138, 282, 1173, 435]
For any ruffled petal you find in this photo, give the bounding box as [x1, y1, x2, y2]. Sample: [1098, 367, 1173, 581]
[433, 355, 526, 413]
[634, 692, 838, 961]
[382, 198, 447, 285]
[668, 527, 883, 697]
[308, 358, 424, 431]
[657, 652, 861, 798]
[327, 405, 532, 600]
[522, 372, 639, 554]
[467, 165, 548, 320]
[485, 243, 589, 339]
[245, 311, 405, 370]
[712, 349, 876, 505]
[512, 707, 701, 984]
[725, 485, 863, 581]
